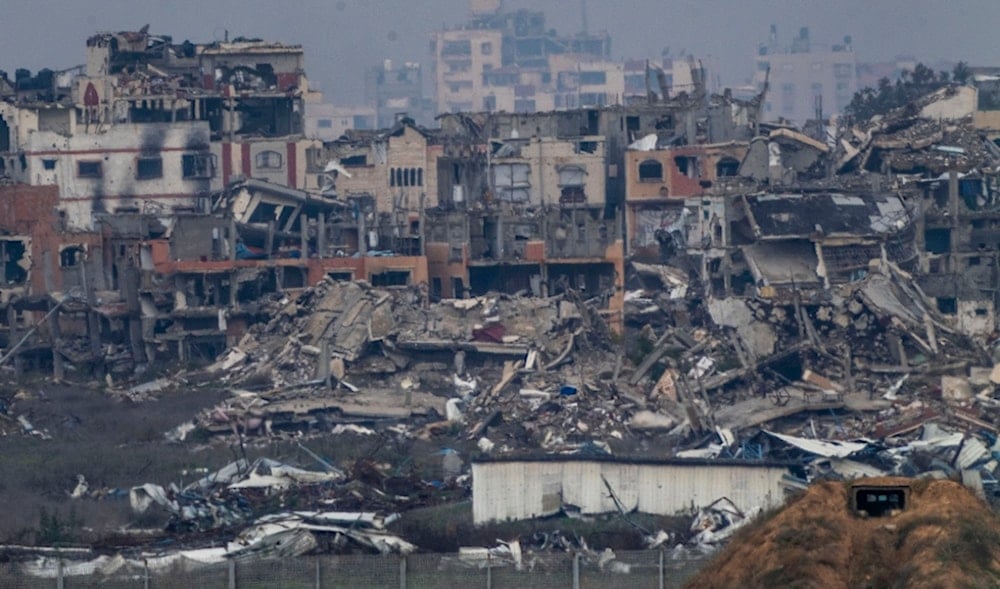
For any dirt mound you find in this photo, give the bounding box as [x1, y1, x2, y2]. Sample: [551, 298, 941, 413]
[685, 477, 1000, 589]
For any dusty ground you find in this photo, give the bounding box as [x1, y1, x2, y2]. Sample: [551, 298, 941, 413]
[0, 379, 233, 545]
[0, 378, 671, 553]
[685, 477, 1000, 589]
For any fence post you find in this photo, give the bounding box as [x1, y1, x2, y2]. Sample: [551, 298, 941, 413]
[228, 560, 236, 589]
[573, 552, 580, 589]
[399, 555, 407, 589]
[56, 557, 64, 589]
[659, 550, 665, 589]
[315, 558, 321, 589]
[486, 553, 492, 589]
[144, 559, 150, 589]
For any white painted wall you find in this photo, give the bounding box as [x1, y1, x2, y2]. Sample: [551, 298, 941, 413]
[920, 86, 977, 121]
[20, 122, 213, 230]
[958, 299, 994, 336]
[472, 460, 788, 524]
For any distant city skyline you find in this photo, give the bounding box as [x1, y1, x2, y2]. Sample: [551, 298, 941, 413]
[1, 0, 998, 104]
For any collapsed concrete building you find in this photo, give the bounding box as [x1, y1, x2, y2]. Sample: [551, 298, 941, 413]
[6, 30, 1000, 508]
[10, 28, 1000, 572]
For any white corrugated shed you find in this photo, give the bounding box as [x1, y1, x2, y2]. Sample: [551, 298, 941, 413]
[472, 458, 789, 524]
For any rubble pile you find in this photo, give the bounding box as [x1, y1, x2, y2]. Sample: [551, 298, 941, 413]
[126, 456, 434, 560]
[684, 477, 1000, 589]
[845, 117, 999, 175]
[618, 257, 1000, 477]
[130, 454, 467, 533]
[186, 254, 1000, 494]
[197, 278, 638, 450]
[17, 510, 415, 581]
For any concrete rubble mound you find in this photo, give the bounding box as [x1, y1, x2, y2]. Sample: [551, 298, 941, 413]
[197, 277, 631, 452]
[121, 455, 431, 561]
[183, 251, 1000, 496]
[684, 477, 1000, 589]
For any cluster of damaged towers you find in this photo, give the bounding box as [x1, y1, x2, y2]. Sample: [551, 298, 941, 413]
[1, 27, 1000, 383]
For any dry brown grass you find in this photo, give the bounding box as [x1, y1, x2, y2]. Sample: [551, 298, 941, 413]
[685, 477, 1000, 589]
[0, 382, 233, 544]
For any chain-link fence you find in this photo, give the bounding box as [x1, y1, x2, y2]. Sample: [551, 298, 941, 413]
[1, 550, 708, 588]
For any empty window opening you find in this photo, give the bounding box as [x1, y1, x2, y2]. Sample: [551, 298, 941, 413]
[558, 165, 586, 204]
[976, 308, 990, 317]
[186, 340, 227, 364]
[255, 150, 283, 170]
[42, 159, 57, 170]
[247, 202, 295, 230]
[716, 157, 740, 177]
[327, 271, 353, 282]
[968, 256, 982, 267]
[442, 40, 472, 56]
[638, 159, 663, 182]
[77, 161, 102, 178]
[390, 167, 424, 188]
[0, 115, 9, 152]
[561, 186, 585, 204]
[0, 239, 28, 285]
[282, 267, 306, 288]
[60, 246, 84, 267]
[770, 352, 804, 382]
[937, 297, 957, 314]
[924, 228, 951, 254]
[370, 270, 410, 287]
[493, 163, 530, 202]
[674, 156, 700, 178]
[136, 156, 163, 180]
[182, 153, 215, 179]
[341, 154, 367, 166]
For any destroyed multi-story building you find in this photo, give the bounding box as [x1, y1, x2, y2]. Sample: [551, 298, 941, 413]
[303, 103, 376, 142]
[4, 20, 1000, 421]
[0, 19, 799, 379]
[753, 25, 858, 125]
[623, 55, 720, 106]
[0, 28, 425, 374]
[365, 60, 434, 128]
[431, 0, 614, 113]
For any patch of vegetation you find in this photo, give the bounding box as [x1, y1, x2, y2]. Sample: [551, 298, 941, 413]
[773, 516, 840, 551]
[36, 506, 83, 545]
[845, 62, 971, 120]
[937, 517, 1000, 574]
[895, 515, 949, 550]
[757, 566, 813, 589]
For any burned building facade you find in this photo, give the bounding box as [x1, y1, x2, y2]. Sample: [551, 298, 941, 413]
[0, 29, 424, 377]
[4, 23, 1000, 396]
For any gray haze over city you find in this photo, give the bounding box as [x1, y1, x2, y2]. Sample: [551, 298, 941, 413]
[2, 0, 999, 103]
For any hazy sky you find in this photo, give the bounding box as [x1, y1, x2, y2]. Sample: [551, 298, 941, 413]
[2, 0, 999, 103]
